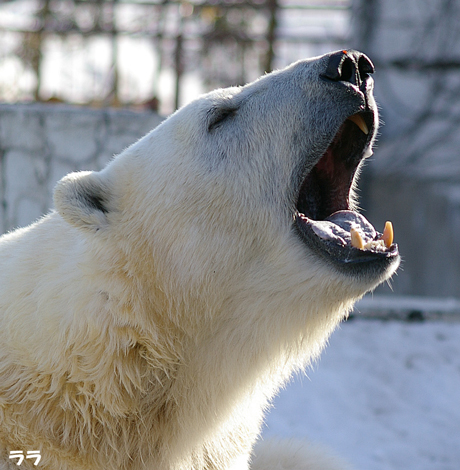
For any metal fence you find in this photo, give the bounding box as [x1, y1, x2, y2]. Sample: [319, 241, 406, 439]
[0, 0, 351, 114]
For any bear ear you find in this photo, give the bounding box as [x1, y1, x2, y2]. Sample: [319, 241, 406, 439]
[54, 171, 113, 232]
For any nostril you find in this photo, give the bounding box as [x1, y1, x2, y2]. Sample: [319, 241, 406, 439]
[340, 57, 355, 83]
[358, 55, 375, 77]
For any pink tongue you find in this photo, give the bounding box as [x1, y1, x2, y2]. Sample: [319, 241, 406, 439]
[326, 210, 377, 238]
[310, 210, 377, 246]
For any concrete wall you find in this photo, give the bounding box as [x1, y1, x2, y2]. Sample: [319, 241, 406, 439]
[0, 103, 163, 233]
[2, 103, 460, 298]
[350, 0, 460, 298]
[361, 171, 460, 298]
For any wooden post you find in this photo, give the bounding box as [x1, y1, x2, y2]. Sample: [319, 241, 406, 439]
[265, 0, 278, 73]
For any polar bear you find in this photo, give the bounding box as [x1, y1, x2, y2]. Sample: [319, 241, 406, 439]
[0, 50, 399, 470]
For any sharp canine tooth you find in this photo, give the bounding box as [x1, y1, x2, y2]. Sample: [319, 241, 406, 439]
[348, 114, 369, 135]
[382, 221, 394, 248]
[350, 227, 364, 249]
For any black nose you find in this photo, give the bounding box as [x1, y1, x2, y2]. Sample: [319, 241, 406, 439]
[321, 50, 374, 88]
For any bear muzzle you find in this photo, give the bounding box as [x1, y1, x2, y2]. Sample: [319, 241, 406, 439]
[294, 50, 399, 278]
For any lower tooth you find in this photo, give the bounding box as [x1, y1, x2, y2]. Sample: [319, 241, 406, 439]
[350, 227, 364, 249]
[382, 221, 394, 248]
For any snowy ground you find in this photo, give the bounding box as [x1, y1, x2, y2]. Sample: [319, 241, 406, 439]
[261, 309, 460, 470]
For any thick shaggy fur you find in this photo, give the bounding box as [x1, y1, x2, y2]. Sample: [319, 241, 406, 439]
[0, 52, 397, 470]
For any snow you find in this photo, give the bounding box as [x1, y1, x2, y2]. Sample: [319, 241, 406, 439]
[262, 316, 460, 470]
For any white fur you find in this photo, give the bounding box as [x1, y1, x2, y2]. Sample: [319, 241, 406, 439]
[0, 52, 397, 470]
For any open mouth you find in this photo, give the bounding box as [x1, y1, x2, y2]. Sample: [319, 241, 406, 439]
[294, 112, 399, 272]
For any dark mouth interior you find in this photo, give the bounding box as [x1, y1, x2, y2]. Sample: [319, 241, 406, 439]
[296, 113, 372, 220]
[293, 110, 400, 271]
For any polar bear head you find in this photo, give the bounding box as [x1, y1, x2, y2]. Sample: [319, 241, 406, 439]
[54, 50, 399, 324]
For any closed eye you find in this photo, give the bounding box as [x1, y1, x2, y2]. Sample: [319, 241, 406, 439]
[207, 106, 238, 132]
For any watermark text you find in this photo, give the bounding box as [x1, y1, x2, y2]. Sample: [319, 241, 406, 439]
[9, 451, 41, 466]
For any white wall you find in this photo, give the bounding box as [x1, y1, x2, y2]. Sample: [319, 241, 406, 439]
[2, 100, 460, 297]
[0, 103, 163, 233]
